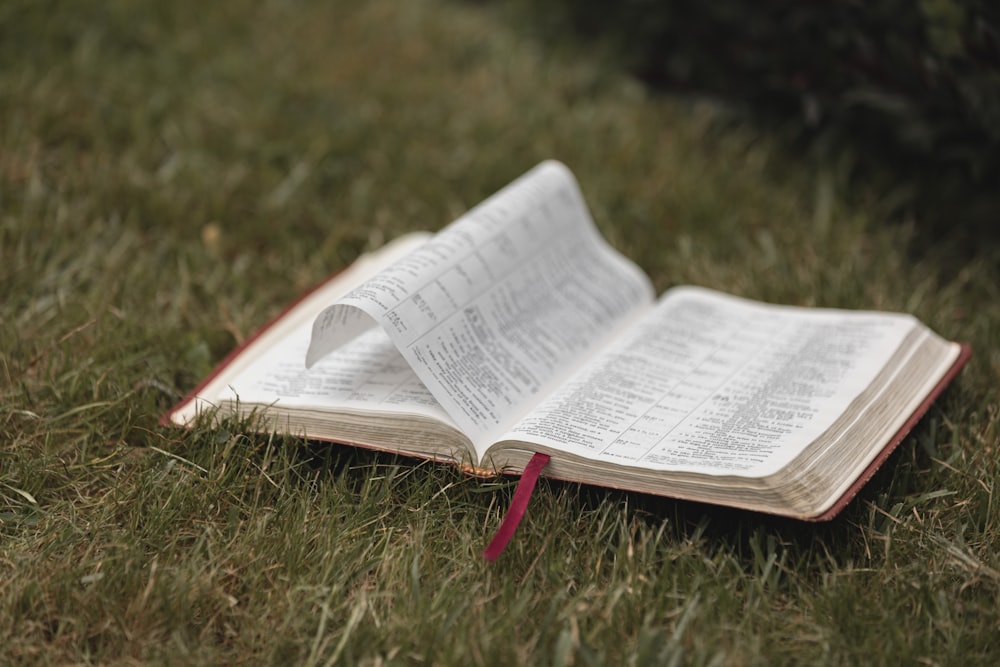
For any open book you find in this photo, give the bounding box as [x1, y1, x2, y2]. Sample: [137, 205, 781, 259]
[167, 161, 970, 520]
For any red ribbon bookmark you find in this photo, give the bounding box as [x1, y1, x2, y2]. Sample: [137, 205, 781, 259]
[482, 452, 551, 562]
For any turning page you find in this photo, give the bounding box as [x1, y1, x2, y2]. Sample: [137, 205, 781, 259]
[306, 161, 654, 448]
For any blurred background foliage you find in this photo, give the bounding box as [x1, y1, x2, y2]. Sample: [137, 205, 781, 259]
[501, 0, 1000, 251]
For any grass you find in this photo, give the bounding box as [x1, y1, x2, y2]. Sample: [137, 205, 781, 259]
[2, 0, 999, 664]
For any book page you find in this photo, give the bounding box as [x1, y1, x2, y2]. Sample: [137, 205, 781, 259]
[223, 324, 456, 425]
[167, 233, 435, 427]
[305, 161, 654, 448]
[501, 286, 919, 477]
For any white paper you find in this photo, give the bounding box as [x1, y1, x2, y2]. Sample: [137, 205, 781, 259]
[306, 161, 654, 447]
[168, 232, 435, 428]
[224, 323, 455, 425]
[504, 287, 918, 476]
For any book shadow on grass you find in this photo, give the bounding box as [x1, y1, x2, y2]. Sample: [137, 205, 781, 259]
[270, 433, 924, 573]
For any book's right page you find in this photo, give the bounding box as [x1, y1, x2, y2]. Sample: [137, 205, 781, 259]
[496, 286, 961, 481]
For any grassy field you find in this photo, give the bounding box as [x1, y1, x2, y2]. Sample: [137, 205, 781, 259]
[2, 0, 999, 664]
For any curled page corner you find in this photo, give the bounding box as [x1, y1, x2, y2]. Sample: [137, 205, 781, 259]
[305, 304, 378, 368]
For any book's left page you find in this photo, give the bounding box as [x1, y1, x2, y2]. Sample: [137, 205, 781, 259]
[166, 234, 477, 464]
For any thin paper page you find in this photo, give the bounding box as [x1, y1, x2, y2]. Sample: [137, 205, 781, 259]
[225, 322, 455, 425]
[504, 287, 918, 476]
[306, 161, 654, 447]
[168, 232, 433, 427]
